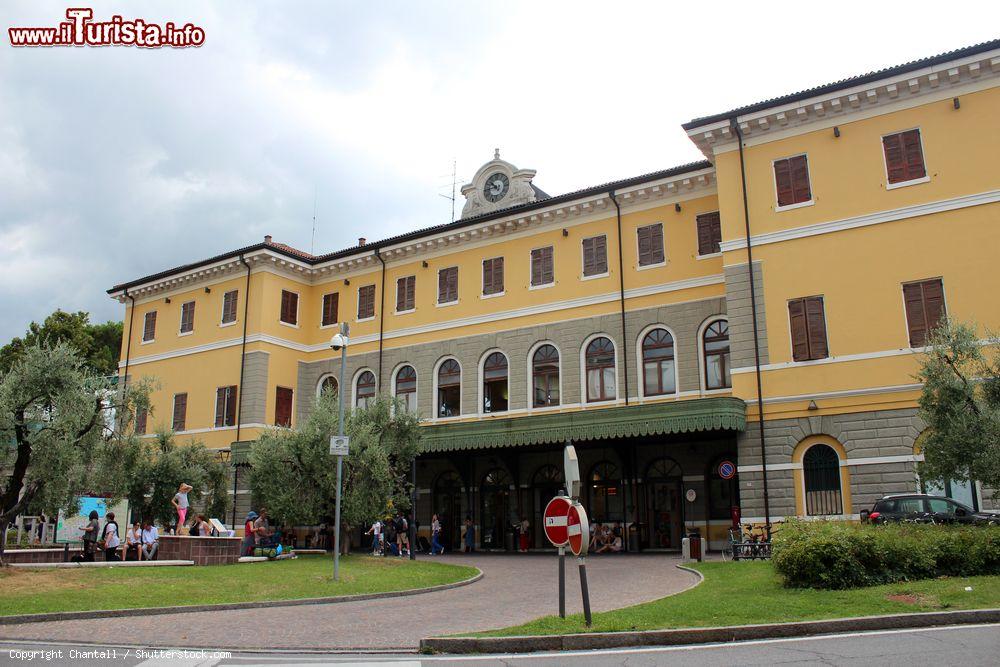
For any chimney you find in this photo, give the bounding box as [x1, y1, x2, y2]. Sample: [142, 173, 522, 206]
[358, 237, 367, 246]
[264, 235, 272, 244]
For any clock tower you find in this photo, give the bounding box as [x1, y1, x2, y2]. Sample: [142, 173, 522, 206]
[460, 149, 547, 219]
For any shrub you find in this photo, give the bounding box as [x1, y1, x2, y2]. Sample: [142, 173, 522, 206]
[772, 520, 1000, 589]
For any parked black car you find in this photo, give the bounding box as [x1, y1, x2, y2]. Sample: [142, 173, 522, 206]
[862, 494, 999, 525]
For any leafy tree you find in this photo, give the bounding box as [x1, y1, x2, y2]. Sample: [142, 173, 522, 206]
[249, 392, 420, 552]
[917, 320, 1000, 492]
[0, 310, 123, 377]
[123, 431, 230, 528]
[0, 343, 147, 563]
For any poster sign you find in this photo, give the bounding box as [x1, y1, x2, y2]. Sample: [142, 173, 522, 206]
[718, 460, 736, 480]
[329, 435, 350, 456]
[56, 497, 127, 543]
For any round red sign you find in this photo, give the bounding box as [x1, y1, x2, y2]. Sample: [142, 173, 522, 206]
[718, 460, 736, 480]
[566, 502, 589, 556]
[543, 496, 573, 547]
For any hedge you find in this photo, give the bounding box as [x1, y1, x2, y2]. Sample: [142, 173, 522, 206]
[771, 520, 1000, 589]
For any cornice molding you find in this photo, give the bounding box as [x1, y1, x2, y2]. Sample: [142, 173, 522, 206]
[688, 48, 1000, 159]
[720, 188, 1000, 253]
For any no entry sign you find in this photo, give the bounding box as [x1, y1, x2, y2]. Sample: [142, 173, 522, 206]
[718, 460, 736, 480]
[543, 496, 573, 547]
[566, 502, 589, 556]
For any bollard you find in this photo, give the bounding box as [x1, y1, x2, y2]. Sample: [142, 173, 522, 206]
[681, 536, 691, 562]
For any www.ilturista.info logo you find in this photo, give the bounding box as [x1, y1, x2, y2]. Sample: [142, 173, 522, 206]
[9, 8, 205, 48]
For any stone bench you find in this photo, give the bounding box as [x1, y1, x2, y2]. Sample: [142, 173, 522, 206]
[10, 559, 194, 569]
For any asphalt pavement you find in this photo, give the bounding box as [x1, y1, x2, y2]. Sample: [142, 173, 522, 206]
[3, 623, 999, 666]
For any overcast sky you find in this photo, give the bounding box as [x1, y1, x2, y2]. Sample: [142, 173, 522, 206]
[1, 1, 997, 342]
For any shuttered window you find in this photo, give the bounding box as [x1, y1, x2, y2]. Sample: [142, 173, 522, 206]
[903, 278, 946, 347]
[636, 224, 664, 266]
[135, 406, 147, 435]
[530, 246, 554, 286]
[221, 290, 238, 324]
[773, 155, 812, 207]
[582, 235, 608, 277]
[788, 296, 829, 362]
[142, 311, 157, 342]
[179, 301, 196, 334]
[396, 276, 416, 312]
[322, 293, 339, 326]
[357, 285, 376, 319]
[171, 393, 187, 431]
[482, 257, 504, 295]
[215, 385, 237, 427]
[280, 290, 298, 325]
[438, 266, 458, 304]
[696, 212, 722, 256]
[883, 129, 926, 185]
[275, 387, 293, 427]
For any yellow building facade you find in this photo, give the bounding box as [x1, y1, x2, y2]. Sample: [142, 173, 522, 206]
[110, 40, 1000, 550]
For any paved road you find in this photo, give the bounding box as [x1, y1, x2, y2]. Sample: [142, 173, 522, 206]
[0, 554, 697, 651]
[3, 624, 999, 666]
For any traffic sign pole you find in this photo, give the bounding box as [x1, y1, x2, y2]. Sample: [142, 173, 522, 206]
[558, 545, 566, 618]
[578, 556, 592, 627]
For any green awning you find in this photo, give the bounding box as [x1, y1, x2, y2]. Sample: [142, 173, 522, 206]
[231, 440, 254, 466]
[418, 397, 746, 453]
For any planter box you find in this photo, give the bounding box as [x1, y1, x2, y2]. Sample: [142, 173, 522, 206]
[158, 535, 242, 565]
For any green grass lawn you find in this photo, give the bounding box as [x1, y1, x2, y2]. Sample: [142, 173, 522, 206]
[0, 555, 478, 616]
[471, 561, 1000, 637]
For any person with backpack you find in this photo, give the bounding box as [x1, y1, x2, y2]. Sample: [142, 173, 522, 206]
[100, 512, 121, 561]
[395, 512, 409, 557]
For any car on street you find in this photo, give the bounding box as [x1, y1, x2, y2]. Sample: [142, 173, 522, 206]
[863, 493, 1000, 525]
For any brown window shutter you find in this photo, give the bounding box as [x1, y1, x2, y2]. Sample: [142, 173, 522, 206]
[790, 156, 812, 203]
[922, 279, 945, 335]
[438, 269, 447, 302]
[143, 311, 156, 341]
[226, 386, 237, 427]
[482, 260, 492, 294]
[215, 388, 226, 427]
[697, 212, 722, 255]
[280, 290, 298, 324]
[495, 257, 504, 292]
[596, 236, 607, 273]
[883, 133, 905, 183]
[531, 249, 542, 285]
[902, 283, 927, 346]
[135, 407, 147, 435]
[439, 267, 457, 302]
[396, 279, 406, 311]
[637, 227, 651, 265]
[774, 159, 794, 207]
[788, 299, 810, 361]
[322, 293, 339, 326]
[902, 130, 926, 181]
[358, 285, 375, 318]
[484, 258, 503, 294]
[805, 297, 829, 359]
[650, 224, 664, 264]
[223, 291, 238, 324]
[275, 387, 293, 427]
[406, 276, 415, 310]
[542, 247, 553, 283]
[172, 393, 187, 431]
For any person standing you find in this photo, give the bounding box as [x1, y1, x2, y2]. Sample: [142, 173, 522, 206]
[241, 511, 258, 556]
[101, 512, 121, 561]
[430, 514, 444, 555]
[171, 483, 192, 533]
[463, 516, 475, 553]
[395, 512, 409, 557]
[141, 521, 159, 560]
[519, 516, 530, 552]
[365, 519, 383, 555]
[78, 510, 100, 562]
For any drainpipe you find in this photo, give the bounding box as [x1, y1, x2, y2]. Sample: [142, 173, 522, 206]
[609, 189, 630, 406]
[375, 249, 387, 391]
[732, 119, 771, 534]
[121, 288, 136, 390]
[235, 254, 251, 442]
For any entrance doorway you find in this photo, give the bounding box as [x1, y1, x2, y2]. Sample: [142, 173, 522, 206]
[480, 468, 512, 550]
[641, 458, 683, 550]
[529, 464, 564, 548]
[433, 470, 463, 551]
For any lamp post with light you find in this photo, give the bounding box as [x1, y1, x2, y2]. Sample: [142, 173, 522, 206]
[329, 323, 350, 581]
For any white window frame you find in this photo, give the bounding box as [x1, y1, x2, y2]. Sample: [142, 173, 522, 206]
[481, 257, 505, 299]
[220, 290, 239, 328]
[356, 285, 376, 323]
[580, 333, 620, 405]
[351, 367, 378, 408]
[772, 153, 815, 212]
[279, 289, 300, 328]
[436, 266, 459, 307]
[881, 126, 931, 190]
[141, 311, 157, 344]
[529, 245, 556, 289]
[899, 276, 947, 350]
[432, 356, 462, 420]
[635, 324, 679, 399]
[395, 276, 417, 315]
[390, 362, 419, 415]
[526, 340, 563, 412]
[635, 223, 666, 270]
[694, 210, 723, 259]
[319, 292, 340, 330]
[178, 300, 196, 337]
[697, 315, 731, 394]
[580, 234, 610, 280]
[316, 373, 339, 398]
[477, 348, 511, 416]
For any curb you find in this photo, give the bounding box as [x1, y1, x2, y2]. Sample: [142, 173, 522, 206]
[420, 607, 1000, 654]
[0, 568, 483, 626]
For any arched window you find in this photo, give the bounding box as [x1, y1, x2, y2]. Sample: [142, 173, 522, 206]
[482, 352, 509, 413]
[585, 337, 616, 402]
[355, 370, 376, 409]
[532, 344, 560, 407]
[437, 359, 461, 417]
[703, 320, 731, 390]
[318, 375, 338, 397]
[803, 444, 842, 516]
[394, 365, 417, 413]
[642, 328, 676, 396]
[588, 461, 623, 522]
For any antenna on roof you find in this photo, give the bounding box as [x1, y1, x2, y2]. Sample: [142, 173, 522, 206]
[438, 159, 457, 222]
[310, 185, 318, 255]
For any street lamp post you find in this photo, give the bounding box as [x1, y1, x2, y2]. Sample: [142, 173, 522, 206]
[330, 323, 350, 581]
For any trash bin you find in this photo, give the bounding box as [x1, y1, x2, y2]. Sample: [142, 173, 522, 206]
[628, 523, 640, 552]
[505, 529, 515, 552]
[688, 530, 702, 562]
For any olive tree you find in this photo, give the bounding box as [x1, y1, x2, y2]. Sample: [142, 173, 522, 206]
[249, 391, 420, 552]
[917, 320, 1000, 492]
[0, 343, 148, 563]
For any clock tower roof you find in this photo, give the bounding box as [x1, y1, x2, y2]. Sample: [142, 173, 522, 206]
[460, 152, 545, 219]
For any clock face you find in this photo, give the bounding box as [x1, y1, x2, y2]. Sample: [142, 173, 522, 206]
[483, 172, 510, 203]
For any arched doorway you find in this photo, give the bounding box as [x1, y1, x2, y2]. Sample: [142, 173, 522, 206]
[803, 444, 843, 516]
[480, 468, 512, 550]
[529, 464, 564, 548]
[433, 471, 463, 551]
[642, 458, 683, 550]
[588, 461, 624, 525]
